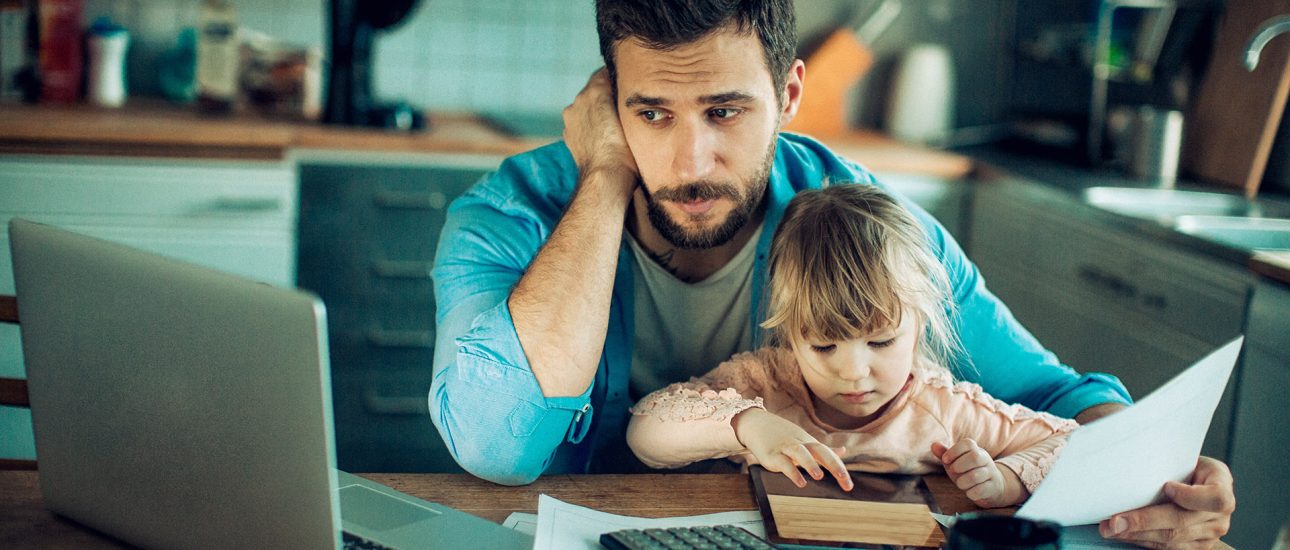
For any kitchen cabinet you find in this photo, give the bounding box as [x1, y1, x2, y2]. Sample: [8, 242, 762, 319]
[296, 152, 500, 473]
[968, 180, 1251, 462]
[1228, 278, 1290, 550]
[0, 154, 298, 462]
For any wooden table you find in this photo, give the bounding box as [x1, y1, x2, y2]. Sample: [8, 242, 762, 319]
[0, 471, 980, 548]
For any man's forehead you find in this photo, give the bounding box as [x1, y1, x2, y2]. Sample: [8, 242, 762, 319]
[623, 91, 757, 108]
[613, 31, 774, 102]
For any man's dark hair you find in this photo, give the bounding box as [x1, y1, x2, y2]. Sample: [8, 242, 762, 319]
[595, 0, 797, 98]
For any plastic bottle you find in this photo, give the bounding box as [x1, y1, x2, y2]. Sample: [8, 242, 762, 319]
[37, 0, 84, 103]
[87, 17, 129, 107]
[195, 0, 238, 113]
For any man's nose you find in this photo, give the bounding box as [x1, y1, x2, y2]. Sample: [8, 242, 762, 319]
[670, 119, 718, 182]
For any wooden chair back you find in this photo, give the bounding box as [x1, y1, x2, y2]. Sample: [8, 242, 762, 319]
[0, 294, 36, 470]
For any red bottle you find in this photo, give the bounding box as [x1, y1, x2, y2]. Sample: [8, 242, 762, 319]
[38, 0, 83, 103]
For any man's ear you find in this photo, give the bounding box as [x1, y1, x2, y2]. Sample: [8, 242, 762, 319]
[779, 59, 806, 126]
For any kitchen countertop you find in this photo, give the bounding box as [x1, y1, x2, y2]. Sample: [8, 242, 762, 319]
[1252, 251, 1290, 285]
[0, 101, 974, 179]
[4, 100, 1286, 284]
[0, 101, 550, 160]
[961, 144, 1290, 286]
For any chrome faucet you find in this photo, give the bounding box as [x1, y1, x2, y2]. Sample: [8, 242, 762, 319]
[1246, 15, 1290, 71]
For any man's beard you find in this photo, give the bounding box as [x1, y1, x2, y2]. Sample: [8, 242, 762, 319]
[640, 139, 776, 250]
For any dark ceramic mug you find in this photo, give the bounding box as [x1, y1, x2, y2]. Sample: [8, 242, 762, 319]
[946, 514, 1062, 550]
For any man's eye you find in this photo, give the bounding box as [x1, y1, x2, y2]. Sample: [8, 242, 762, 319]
[640, 110, 664, 122]
[709, 108, 740, 119]
[869, 338, 895, 348]
[810, 344, 836, 353]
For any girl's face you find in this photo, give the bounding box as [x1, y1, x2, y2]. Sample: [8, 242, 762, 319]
[792, 311, 919, 430]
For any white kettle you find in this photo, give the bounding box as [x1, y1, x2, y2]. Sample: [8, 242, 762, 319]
[885, 43, 955, 145]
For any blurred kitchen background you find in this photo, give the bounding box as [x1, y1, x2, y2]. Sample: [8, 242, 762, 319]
[0, 0, 1224, 159]
[4, 1, 1290, 547]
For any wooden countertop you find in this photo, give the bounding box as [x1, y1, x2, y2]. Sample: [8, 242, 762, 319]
[0, 101, 974, 178]
[0, 471, 981, 549]
[1252, 251, 1290, 285]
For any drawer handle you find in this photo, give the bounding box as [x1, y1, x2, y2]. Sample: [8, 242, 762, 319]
[209, 196, 284, 212]
[362, 389, 429, 415]
[1077, 265, 1137, 299]
[372, 260, 433, 280]
[1141, 293, 1168, 310]
[366, 328, 434, 349]
[373, 189, 447, 210]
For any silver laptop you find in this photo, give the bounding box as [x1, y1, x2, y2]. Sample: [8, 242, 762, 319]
[9, 218, 532, 550]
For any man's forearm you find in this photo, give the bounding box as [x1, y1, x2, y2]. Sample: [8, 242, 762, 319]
[1075, 402, 1127, 424]
[509, 168, 634, 398]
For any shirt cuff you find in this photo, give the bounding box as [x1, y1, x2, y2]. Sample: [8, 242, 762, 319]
[1042, 373, 1133, 420]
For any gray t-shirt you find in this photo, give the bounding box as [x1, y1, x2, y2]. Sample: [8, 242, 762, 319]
[625, 225, 763, 399]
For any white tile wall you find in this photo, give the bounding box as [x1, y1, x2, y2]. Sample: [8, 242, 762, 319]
[82, 0, 602, 115]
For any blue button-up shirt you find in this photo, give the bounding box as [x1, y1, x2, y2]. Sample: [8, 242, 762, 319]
[429, 133, 1131, 485]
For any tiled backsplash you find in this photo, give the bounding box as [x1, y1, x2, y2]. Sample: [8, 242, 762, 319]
[81, 0, 602, 115]
[65, 0, 1010, 128]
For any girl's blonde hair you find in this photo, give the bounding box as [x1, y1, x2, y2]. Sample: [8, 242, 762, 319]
[762, 184, 963, 375]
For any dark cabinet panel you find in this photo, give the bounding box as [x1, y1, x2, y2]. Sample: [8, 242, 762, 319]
[299, 162, 489, 472]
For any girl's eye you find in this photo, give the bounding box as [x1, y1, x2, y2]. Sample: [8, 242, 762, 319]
[869, 338, 896, 348]
[810, 344, 836, 353]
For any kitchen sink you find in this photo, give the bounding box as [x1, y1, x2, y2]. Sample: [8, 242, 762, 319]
[1174, 216, 1290, 251]
[1081, 187, 1266, 221]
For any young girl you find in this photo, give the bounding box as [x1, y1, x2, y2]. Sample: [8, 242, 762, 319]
[626, 184, 1077, 509]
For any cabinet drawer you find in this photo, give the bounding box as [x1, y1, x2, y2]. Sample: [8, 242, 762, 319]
[1027, 202, 1248, 345]
[322, 299, 437, 367]
[298, 243, 436, 303]
[1248, 280, 1290, 354]
[330, 369, 460, 473]
[299, 164, 482, 242]
[1, 220, 296, 291]
[1, 156, 296, 227]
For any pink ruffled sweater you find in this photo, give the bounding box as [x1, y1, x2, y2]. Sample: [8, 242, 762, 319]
[626, 347, 1078, 494]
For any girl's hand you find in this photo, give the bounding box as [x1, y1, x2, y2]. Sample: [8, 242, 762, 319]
[733, 408, 853, 491]
[931, 439, 1018, 508]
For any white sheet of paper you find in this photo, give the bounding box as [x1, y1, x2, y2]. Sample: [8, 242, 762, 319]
[502, 512, 538, 536]
[532, 494, 765, 550]
[1016, 337, 1243, 526]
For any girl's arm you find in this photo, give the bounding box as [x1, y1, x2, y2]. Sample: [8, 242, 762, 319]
[927, 377, 1079, 507]
[626, 351, 775, 469]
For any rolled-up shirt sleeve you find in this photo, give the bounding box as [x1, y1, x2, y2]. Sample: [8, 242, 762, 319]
[429, 176, 590, 486]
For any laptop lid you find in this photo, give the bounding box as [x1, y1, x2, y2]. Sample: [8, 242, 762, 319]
[11, 218, 341, 549]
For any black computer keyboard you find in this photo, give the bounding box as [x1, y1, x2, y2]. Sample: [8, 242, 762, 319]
[342, 531, 395, 550]
[600, 524, 780, 550]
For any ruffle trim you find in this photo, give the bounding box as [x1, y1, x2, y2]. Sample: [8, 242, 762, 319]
[920, 370, 1080, 433]
[1012, 437, 1070, 494]
[630, 384, 765, 423]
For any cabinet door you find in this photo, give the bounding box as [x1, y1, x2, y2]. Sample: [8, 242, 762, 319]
[992, 268, 1237, 461]
[1229, 347, 1290, 549]
[969, 182, 1245, 461]
[0, 155, 298, 462]
[1228, 281, 1290, 549]
[298, 159, 495, 473]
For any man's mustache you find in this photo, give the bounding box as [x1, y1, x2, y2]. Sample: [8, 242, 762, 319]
[648, 181, 742, 202]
